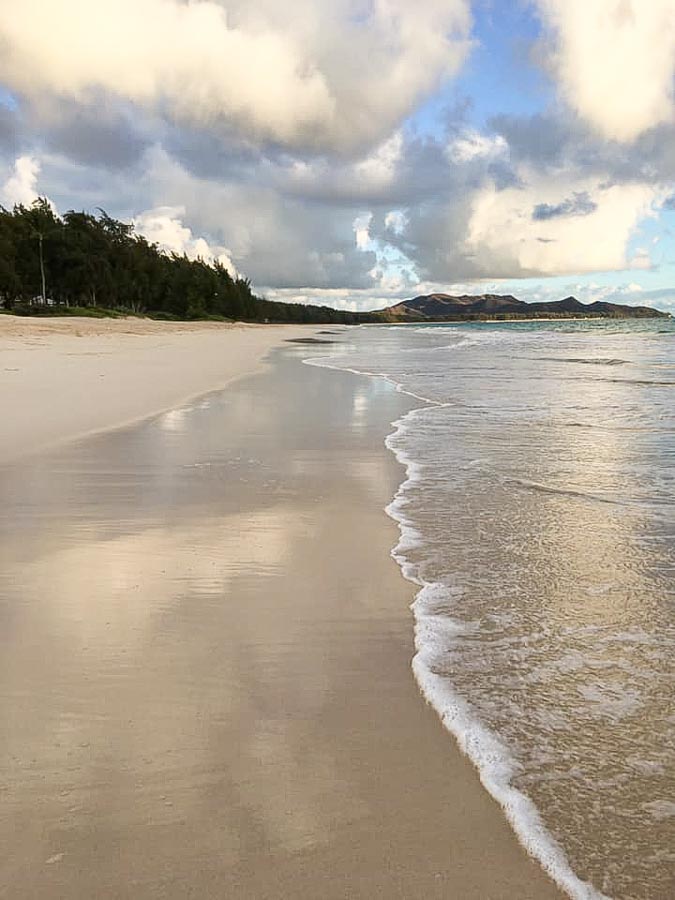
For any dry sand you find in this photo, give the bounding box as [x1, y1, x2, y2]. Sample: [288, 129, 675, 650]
[0, 321, 564, 898]
[0, 315, 316, 462]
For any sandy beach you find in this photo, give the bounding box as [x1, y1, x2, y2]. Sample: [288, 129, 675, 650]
[0, 316, 317, 462]
[0, 320, 562, 898]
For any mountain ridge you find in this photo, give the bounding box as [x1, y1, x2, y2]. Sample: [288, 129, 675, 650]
[383, 293, 669, 321]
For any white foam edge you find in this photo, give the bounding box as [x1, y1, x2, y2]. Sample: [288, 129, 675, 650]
[387, 417, 611, 900]
[303, 345, 612, 900]
[303, 353, 442, 407]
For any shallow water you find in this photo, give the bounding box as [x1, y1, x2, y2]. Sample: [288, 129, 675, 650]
[309, 319, 675, 900]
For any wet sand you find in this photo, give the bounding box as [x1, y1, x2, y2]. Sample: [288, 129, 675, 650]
[0, 342, 562, 898]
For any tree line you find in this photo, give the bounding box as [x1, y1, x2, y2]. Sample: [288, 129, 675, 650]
[0, 200, 381, 324]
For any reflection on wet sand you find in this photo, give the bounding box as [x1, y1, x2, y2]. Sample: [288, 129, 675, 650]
[0, 347, 561, 899]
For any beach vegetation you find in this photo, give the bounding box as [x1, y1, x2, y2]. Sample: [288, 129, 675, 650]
[0, 200, 380, 324]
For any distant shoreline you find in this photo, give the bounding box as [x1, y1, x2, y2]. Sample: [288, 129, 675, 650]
[378, 314, 670, 325]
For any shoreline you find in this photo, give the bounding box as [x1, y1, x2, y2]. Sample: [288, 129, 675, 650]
[306, 352, 598, 900]
[0, 328, 564, 898]
[385, 409, 604, 900]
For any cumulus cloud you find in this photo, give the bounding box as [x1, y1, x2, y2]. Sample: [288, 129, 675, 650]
[281, 131, 407, 205]
[489, 110, 675, 192]
[12, 104, 671, 308]
[463, 176, 661, 277]
[384, 210, 407, 234]
[0, 0, 471, 152]
[447, 129, 508, 164]
[4, 12, 672, 314]
[534, 0, 675, 142]
[1, 155, 40, 207]
[38, 101, 150, 171]
[133, 206, 237, 275]
[135, 147, 380, 290]
[353, 213, 373, 251]
[354, 132, 404, 189]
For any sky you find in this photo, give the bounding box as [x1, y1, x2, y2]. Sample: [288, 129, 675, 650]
[0, 0, 674, 312]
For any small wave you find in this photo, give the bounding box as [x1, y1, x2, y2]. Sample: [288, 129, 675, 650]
[601, 378, 675, 387]
[301, 353, 444, 407]
[562, 422, 658, 432]
[536, 357, 629, 366]
[408, 327, 532, 349]
[445, 331, 532, 350]
[505, 477, 624, 506]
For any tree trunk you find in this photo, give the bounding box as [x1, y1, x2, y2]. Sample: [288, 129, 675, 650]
[38, 234, 46, 303]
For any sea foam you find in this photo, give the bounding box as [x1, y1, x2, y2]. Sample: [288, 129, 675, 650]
[385, 407, 610, 900]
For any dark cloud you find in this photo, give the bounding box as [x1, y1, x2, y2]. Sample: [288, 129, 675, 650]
[0, 103, 19, 154]
[38, 101, 149, 171]
[371, 191, 485, 282]
[233, 200, 379, 290]
[163, 124, 268, 183]
[490, 112, 573, 167]
[492, 110, 675, 188]
[486, 159, 522, 190]
[532, 191, 597, 221]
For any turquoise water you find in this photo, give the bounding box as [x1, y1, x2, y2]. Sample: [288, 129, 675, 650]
[310, 318, 675, 900]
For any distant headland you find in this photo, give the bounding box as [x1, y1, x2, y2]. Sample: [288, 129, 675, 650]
[381, 293, 670, 321]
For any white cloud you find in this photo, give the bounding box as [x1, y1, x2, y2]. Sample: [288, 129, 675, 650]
[353, 213, 373, 251]
[1, 155, 40, 207]
[355, 132, 404, 188]
[447, 129, 508, 163]
[535, 0, 675, 142]
[463, 173, 662, 276]
[279, 130, 404, 204]
[627, 247, 652, 271]
[384, 210, 408, 234]
[0, 0, 471, 151]
[133, 206, 237, 275]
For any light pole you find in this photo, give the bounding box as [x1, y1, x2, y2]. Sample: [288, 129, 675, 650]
[37, 231, 46, 304]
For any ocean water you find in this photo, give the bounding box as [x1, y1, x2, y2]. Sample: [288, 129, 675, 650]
[308, 319, 675, 900]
